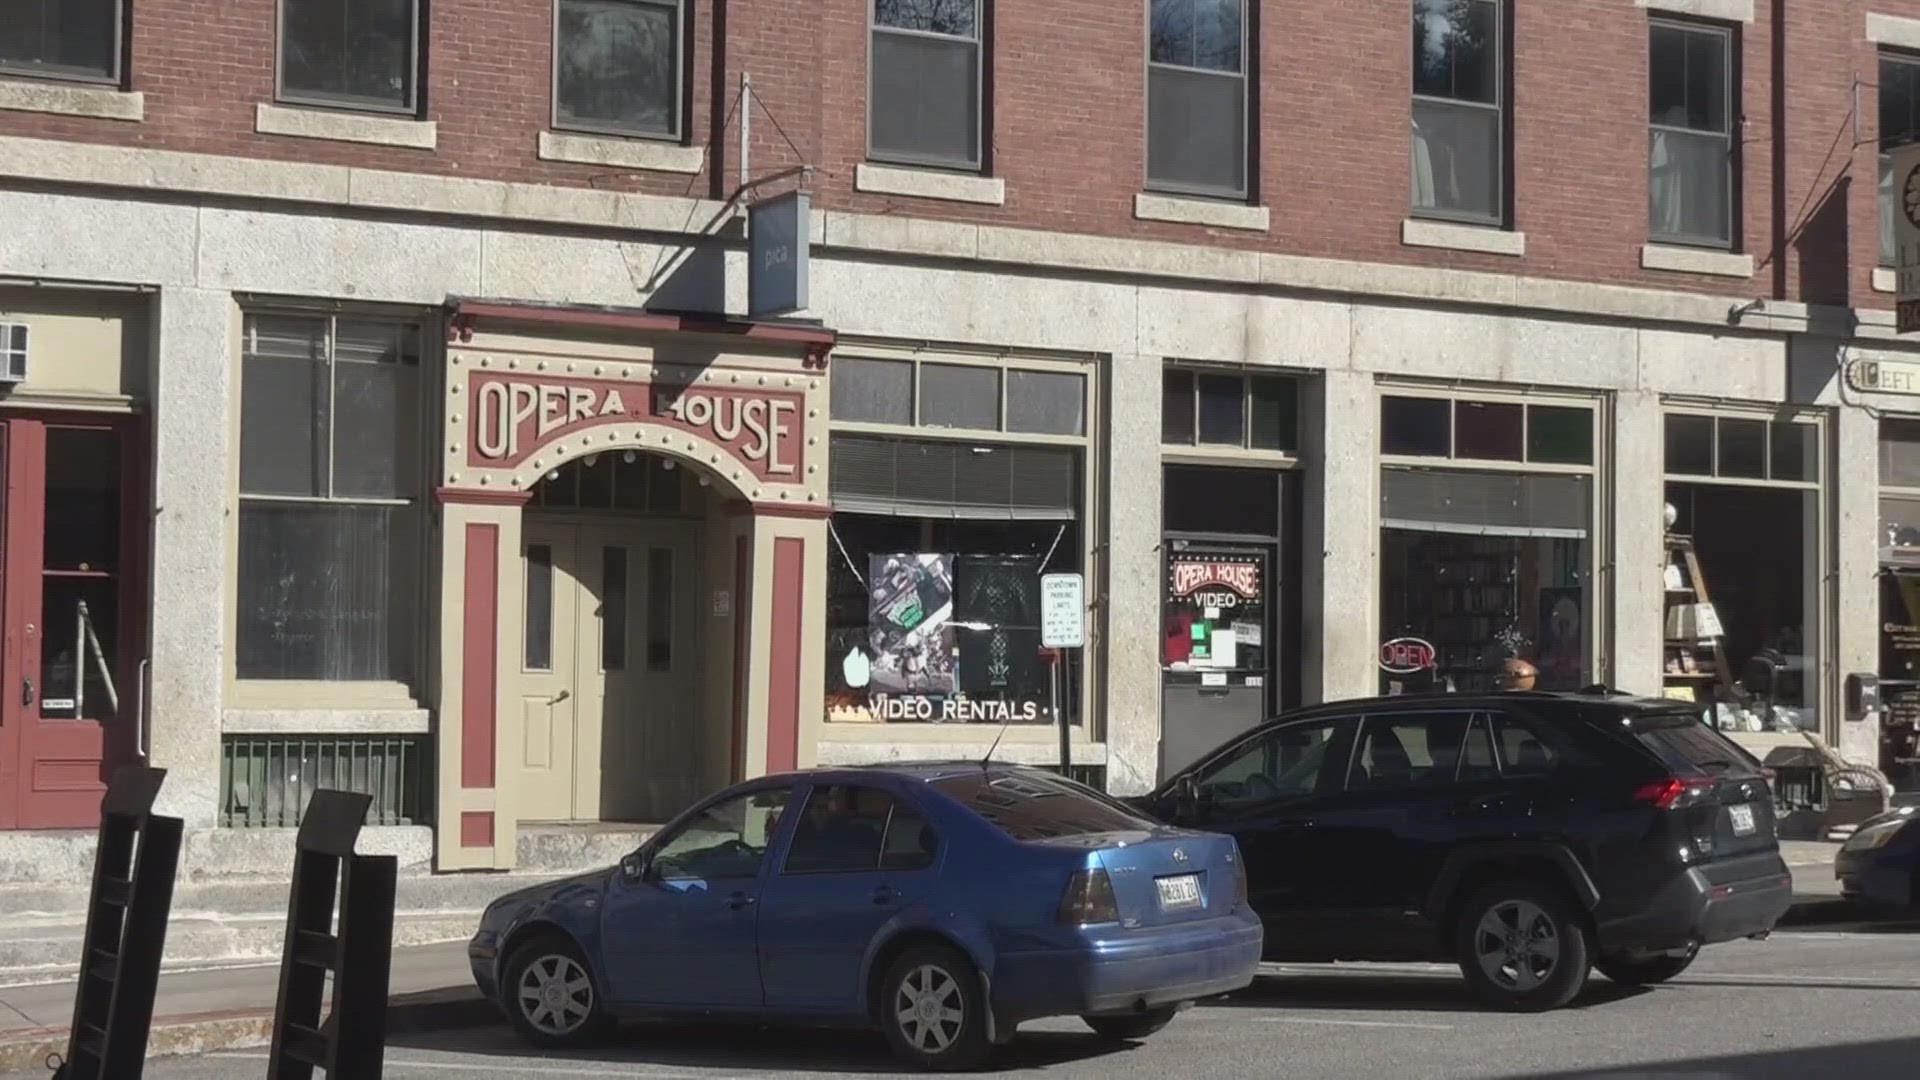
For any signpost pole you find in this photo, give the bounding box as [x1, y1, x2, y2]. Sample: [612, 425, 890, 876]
[1051, 649, 1069, 775]
[1039, 572, 1085, 781]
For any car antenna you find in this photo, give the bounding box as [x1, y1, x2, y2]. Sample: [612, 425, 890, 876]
[980, 711, 1014, 771]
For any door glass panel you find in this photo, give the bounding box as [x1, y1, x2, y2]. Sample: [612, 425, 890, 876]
[1350, 712, 1474, 791]
[1194, 719, 1344, 805]
[782, 784, 893, 874]
[647, 547, 673, 671]
[603, 545, 627, 672]
[651, 788, 790, 883]
[525, 544, 553, 671]
[42, 428, 122, 721]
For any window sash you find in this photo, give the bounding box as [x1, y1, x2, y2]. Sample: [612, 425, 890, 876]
[1411, 95, 1503, 225]
[1648, 20, 1731, 137]
[552, 0, 684, 140]
[277, 0, 423, 114]
[1647, 127, 1732, 248]
[1145, 62, 1248, 198]
[0, 0, 123, 84]
[868, 23, 984, 169]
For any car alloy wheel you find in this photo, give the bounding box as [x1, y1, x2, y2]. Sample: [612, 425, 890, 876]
[1472, 898, 1561, 994]
[894, 962, 966, 1055]
[517, 953, 595, 1037]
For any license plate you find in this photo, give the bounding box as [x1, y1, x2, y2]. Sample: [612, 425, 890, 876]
[1729, 803, 1757, 837]
[1156, 873, 1202, 911]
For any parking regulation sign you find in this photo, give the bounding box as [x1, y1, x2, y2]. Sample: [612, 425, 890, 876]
[1040, 572, 1085, 649]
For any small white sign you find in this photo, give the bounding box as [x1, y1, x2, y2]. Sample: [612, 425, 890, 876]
[1040, 572, 1085, 649]
[711, 590, 732, 618]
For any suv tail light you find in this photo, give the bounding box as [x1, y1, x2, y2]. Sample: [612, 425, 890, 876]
[1058, 868, 1120, 925]
[1633, 777, 1716, 810]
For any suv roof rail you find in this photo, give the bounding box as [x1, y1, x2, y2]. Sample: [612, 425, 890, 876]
[1578, 683, 1625, 696]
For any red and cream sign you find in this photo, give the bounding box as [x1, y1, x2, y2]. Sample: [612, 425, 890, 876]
[1169, 560, 1261, 599]
[467, 373, 804, 480]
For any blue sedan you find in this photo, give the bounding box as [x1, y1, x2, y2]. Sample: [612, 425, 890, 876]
[468, 763, 1262, 1070]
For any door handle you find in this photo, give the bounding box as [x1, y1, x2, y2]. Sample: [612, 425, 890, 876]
[873, 886, 900, 906]
[549, 689, 571, 705]
[726, 891, 756, 910]
[20, 677, 32, 709]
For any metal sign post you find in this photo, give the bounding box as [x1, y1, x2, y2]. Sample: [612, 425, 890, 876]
[1041, 573, 1086, 776]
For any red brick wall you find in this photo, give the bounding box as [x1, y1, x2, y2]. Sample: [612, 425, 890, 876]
[0, 0, 1906, 308]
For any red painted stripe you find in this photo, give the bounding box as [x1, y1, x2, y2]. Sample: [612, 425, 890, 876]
[764, 537, 804, 774]
[460, 811, 495, 848]
[730, 536, 751, 783]
[461, 524, 499, 789]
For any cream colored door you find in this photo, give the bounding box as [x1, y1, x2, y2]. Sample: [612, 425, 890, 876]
[583, 523, 705, 823]
[518, 526, 583, 821]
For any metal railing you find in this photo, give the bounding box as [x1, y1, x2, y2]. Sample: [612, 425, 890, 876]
[220, 736, 433, 829]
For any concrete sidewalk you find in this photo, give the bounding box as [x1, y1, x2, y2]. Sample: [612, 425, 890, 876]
[0, 843, 1866, 1074]
[0, 940, 493, 1074]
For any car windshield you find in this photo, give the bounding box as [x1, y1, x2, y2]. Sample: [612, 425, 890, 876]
[930, 770, 1161, 841]
[1632, 713, 1762, 776]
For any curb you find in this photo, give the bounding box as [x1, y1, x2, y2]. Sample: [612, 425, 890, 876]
[0, 989, 495, 1074]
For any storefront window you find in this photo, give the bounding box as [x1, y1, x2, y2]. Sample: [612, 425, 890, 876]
[1661, 411, 1823, 736]
[822, 351, 1093, 728]
[1162, 369, 1299, 452]
[1879, 418, 1920, 793]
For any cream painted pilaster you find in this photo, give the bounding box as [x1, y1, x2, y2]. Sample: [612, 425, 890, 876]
[1612, 390, 1666, 696]
[1833, 403, 1881, 764]
[1103, 354, 1163, 793]
[1302, 368, 1380, 702]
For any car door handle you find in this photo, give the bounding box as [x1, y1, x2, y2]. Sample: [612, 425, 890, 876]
[873, 886, 900, 906]
[726, 891, 756, 910]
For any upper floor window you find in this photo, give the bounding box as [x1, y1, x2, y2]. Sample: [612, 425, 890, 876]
[1162, 369, 1298, 452]
[0, 0, 121, 84]
[869, 0, 983, 170]
[279, 0, 421, 114]
[1411, 0, 1503, 225]
[1648, 20, 1734, 248]
[555, 0, 682, 140]
[1147, 0, 1248, 199]
[1881, 53, 1920, 267]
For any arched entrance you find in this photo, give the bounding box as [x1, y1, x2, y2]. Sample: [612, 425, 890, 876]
[432, 300, 833, 870]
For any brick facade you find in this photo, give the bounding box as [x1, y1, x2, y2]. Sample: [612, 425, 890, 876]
[1, 1, 1911, 306]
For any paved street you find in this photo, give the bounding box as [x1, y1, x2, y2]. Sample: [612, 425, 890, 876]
[63, 926, 1920, 1080]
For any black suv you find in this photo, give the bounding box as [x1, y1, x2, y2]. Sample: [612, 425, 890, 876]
[1135, 690, 1792, 1011]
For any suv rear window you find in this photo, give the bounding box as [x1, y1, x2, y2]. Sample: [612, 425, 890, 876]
[1631, 714, 1759, 775]
[930, 771, 1159, 841]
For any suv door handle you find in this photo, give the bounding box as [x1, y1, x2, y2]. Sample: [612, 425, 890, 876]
[20, 677, 31, 709]
[726, 891, 756, 910]
[873, 886, 900, 906]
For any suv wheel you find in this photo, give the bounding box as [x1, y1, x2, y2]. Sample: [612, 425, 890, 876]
[1595, 946, 1696, 986]
[1454, 882, 1591, 1012]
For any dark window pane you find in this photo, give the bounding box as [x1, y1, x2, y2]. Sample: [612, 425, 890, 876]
[44, 428, 121, 573]
[647, 456, 683, 512]
[41, 577, 117, 720]
[281, 0, 417, 109]
[1650, 23, 1726, 134]
[880, 801, 939, 870]
[647, 547, 673, 671]
[830, 357, 914, 425]
[1412, 0, 1498, 104]
[1162, 370, 1196, 444]
[1412, 97, 1500, 220]
[237, 503, 416, 681]
[1494, 714, 1560, 777]
[1527, 405, 1593, 465]
[577, 454, 615, 508]
[1163, 464, 1278, 535]
[870, 31, 978, 166]
[613, 450, 651, 509]
[1149, 0, 1242, 73]
[919, 363, 1000, 429]
[1197, 720, 1345, 803]
[1683, 26, 1728, 132]
[1717, 418, 1766, 479]
[929, 770, 1159, 840]
[603, 546, 627, 671]
[1665, 414, 1715, 475]
[556, 0, 679, 137]
[1382, 396, 1451, 456]
[1883, 152, 1897, 267]
[1883, 419, 1920, 487]
[783, 785, 890, 874]
[1771, 421, 1819, 483]
[1147, 65, 1245, 194]
[525, 544, 553, 670]
[331, 320, 419, 500]
[0, 0, 118, 80]
[1453, 401, 1523, 461]
[240, 315, 328, 498]
[874, 0, 977, 36]
[1196, 374, 1245, 445]
[1248, 376, 1298, 451]
[1005, 370, 1086, 436]
[534, 461, 580, 508]
[1649, 129, 1730, 245]
[1352, 712, 1478, 791]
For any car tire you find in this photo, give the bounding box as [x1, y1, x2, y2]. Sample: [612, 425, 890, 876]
[1082, 1005, 1181, 1042]
[1594, 947, 1696, 986]
[1454, 880, 1592, 1012]
[501, 933, 613, 1049]
[878, 944, 994, 1072]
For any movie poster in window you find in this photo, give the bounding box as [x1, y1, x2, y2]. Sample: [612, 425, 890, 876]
[953, 555, 1046, 710]
[1881, 570, 1920, 682]
[866, 553, 956, 697]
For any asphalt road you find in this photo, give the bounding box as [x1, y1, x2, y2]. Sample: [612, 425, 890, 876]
[81, 926, 1920, 1080]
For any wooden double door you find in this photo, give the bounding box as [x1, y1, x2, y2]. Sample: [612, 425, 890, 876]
[518, 518, 703, 825]
[0, 414, 147, 830]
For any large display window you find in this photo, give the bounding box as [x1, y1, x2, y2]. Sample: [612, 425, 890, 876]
[819, 349, 1094, 728]
[1376, 391, 1600, 695]
[1879, 418, 1920, 792]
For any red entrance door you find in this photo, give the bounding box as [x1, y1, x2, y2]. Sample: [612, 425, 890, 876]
[0, 415, 147, 830]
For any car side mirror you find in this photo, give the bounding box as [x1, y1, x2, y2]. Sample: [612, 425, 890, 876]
[1173, 774, 1202, 815]
[620, 851, 651, 881]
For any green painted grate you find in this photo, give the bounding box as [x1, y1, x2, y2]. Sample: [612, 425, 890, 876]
[219, 735, 433, 828]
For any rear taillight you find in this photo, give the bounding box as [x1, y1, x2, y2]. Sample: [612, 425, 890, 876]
[1633, 777, 1715, 810]
[1231, 858, 1249, 911]
[1058, 868, 1120, 925]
